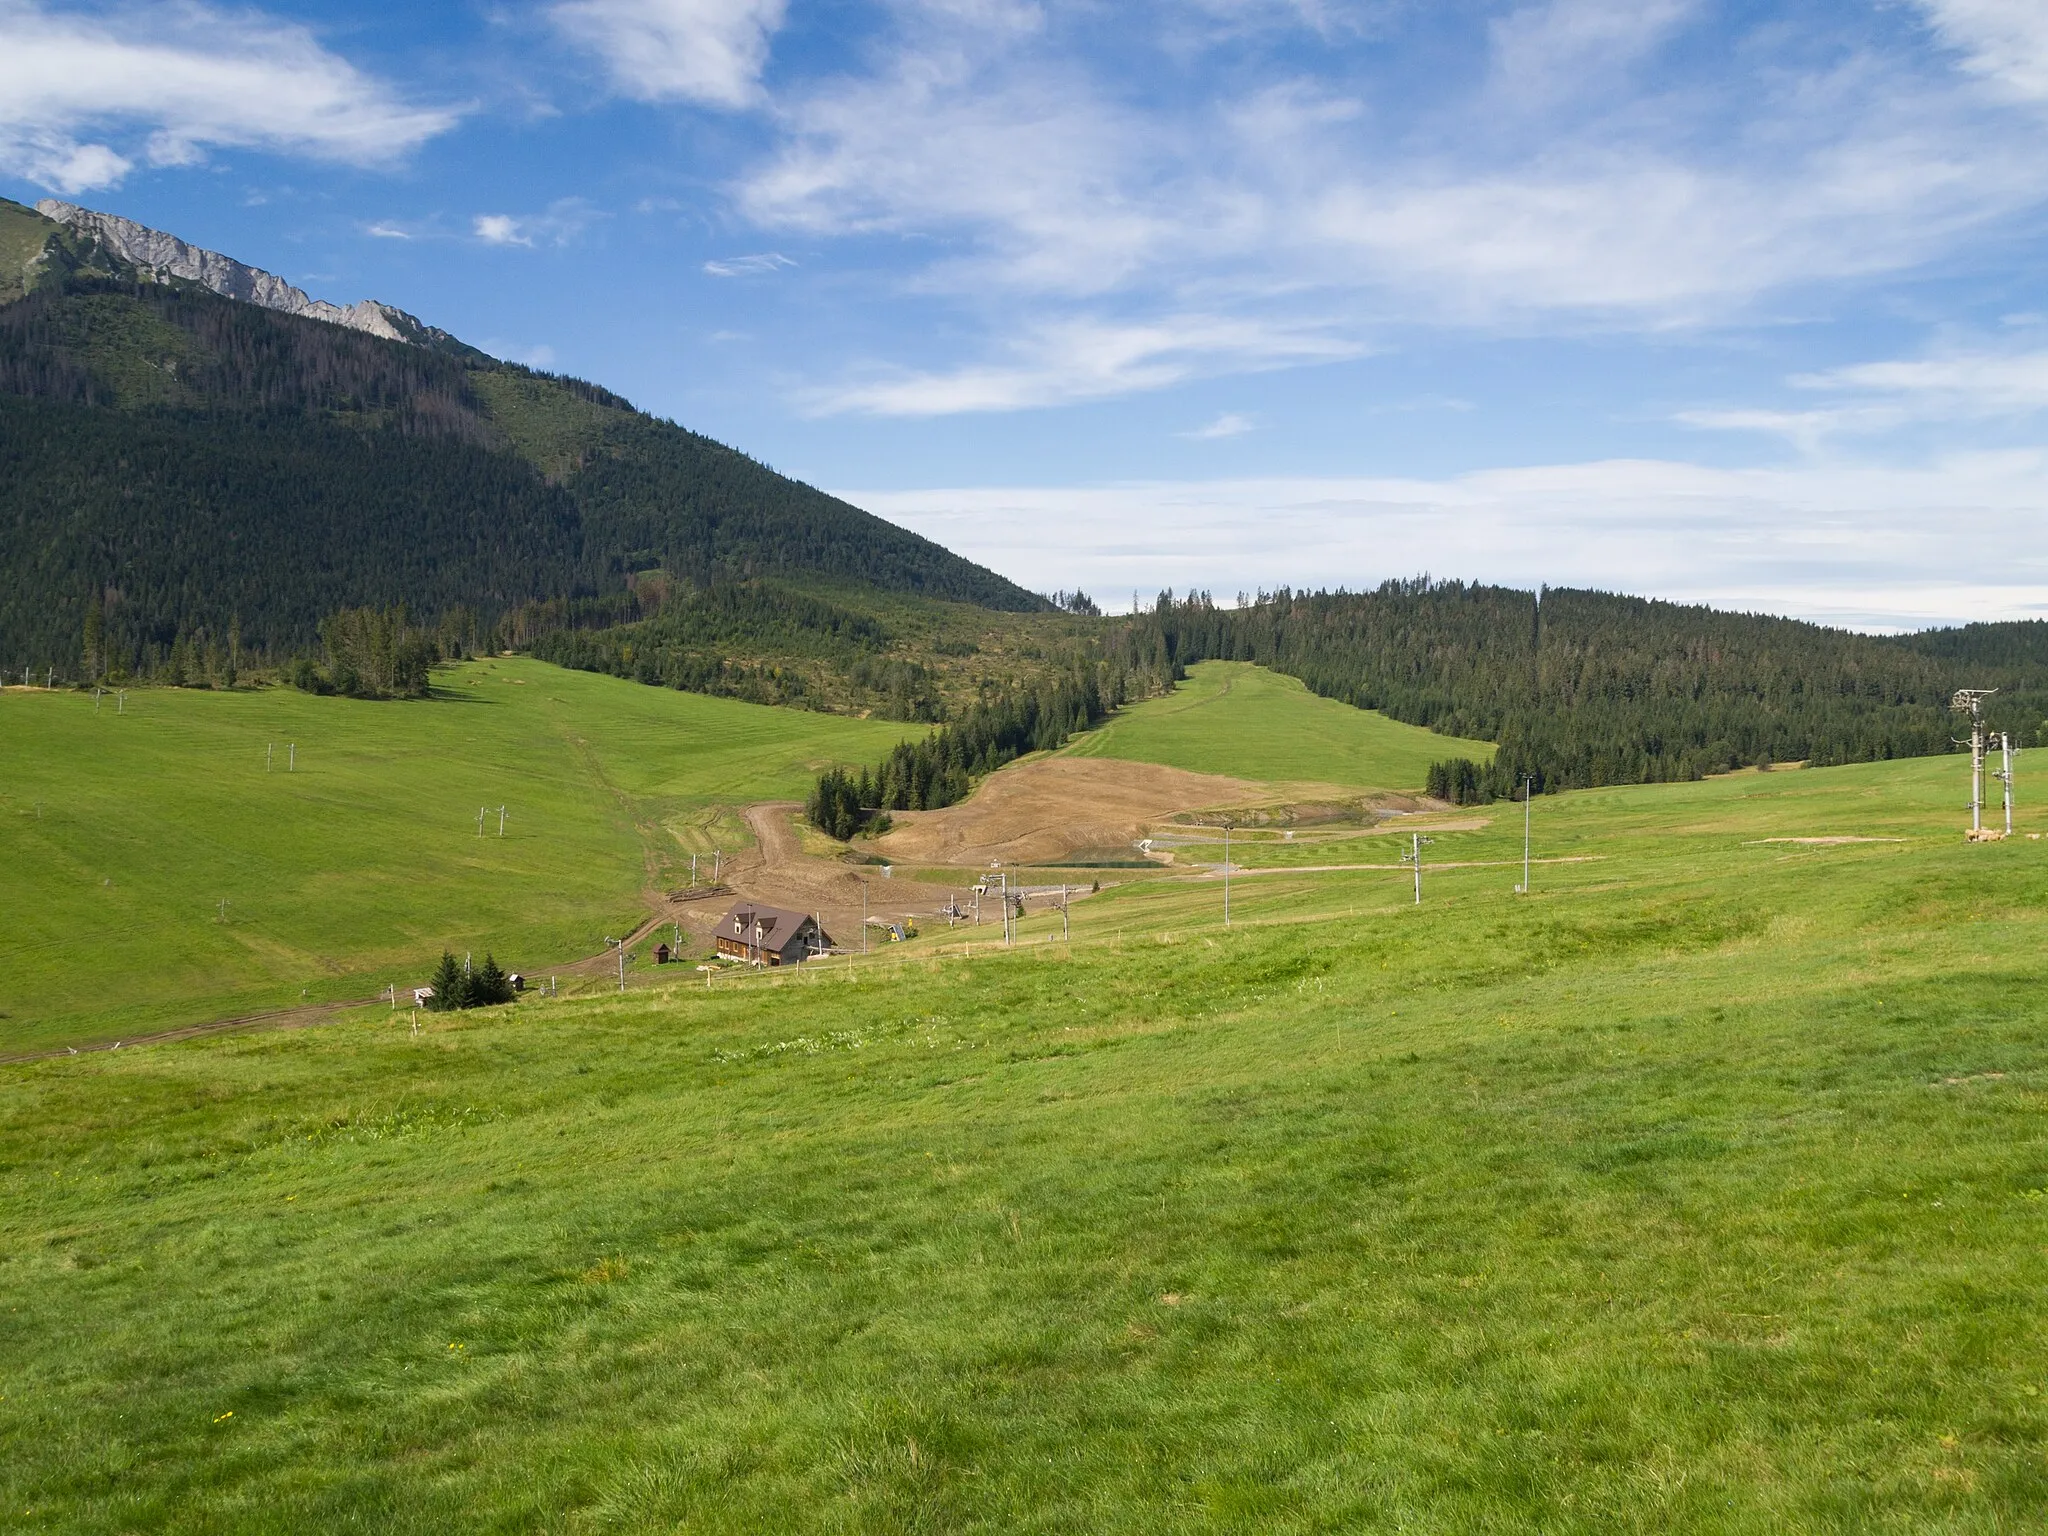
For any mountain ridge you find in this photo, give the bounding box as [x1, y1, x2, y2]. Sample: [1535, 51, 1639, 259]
[31, 199, 476, 355]
[0, 198, 1049, 674]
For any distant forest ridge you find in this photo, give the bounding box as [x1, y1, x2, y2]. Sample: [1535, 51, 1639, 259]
[1117, 583, 2048, 798]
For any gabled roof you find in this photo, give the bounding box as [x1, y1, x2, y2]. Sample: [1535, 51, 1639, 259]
[717, 901, 830, 952]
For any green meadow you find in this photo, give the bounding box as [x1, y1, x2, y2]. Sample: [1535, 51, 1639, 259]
[1062, 660, 1494, 790]
[6, 732, 2048, 1530]
[0, 662, 916, 1054]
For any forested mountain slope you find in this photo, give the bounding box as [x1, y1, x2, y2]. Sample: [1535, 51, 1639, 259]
[0, 198, 1043, 672]
[1115, 584, 2048, 795]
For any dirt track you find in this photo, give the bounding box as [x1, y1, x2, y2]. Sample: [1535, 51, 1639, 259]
[648, 801, 985, 953]
[870, 757, 1260, 868]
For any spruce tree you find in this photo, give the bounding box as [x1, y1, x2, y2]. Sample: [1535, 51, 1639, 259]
[470, 953, 514, 1006]
[426, 950, 467, 1011]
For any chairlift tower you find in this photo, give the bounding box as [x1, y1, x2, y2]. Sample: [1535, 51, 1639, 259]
[1995, 732, 2018, 837]
[1952, 689, 1997, 837]
[1401, 833, 1435, 904]
[1220, 818, 1236, 928]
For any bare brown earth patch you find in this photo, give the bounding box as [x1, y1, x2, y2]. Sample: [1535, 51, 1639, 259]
[648, 802, 978, 955]
[1747, 837, 1905, 846]
[869, 757, 1263, 869]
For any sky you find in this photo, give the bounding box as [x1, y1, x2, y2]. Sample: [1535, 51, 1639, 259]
[5, 0, 2048, 629]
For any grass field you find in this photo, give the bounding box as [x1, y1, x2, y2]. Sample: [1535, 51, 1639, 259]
[1062, 661, 1494, 791]
[6, 746, 2048, 1530]
[0, 662, 917, 1054]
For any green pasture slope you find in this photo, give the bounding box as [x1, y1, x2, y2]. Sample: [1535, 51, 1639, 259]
[0, 661, 916, 1054]
[1063, 660, 1494, 790]
[7, 749, 2048, 1529]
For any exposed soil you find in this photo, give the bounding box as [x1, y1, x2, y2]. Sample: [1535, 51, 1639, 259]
[869, 757, 1262, 869]
[1749, 837, 1905, 846]
[644, 801, 988, 956]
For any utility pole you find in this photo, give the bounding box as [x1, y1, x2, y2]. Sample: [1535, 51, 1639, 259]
[1522, 775, 1532, 893]
[862, 881, 869, 954]
[1953, 689, 1997, 836]
[288, 743, 295, 772]
[618, 942, 627, 993]
[1061, 883, 1069, 941]
[691, 853, 698, 886]
[477, 806, 486, 837]
[1221, 818, 1235, 927]
[266, 743, 272, 772]
[713, 848, 721, 882]
[498, 805, 507, 837]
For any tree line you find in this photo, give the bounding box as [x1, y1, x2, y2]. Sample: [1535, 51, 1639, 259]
[806, 669, 1113, 838]
[1111, 583, 2048, 800]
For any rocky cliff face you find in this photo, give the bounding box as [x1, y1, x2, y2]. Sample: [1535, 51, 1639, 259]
[32, 200, 471, 355]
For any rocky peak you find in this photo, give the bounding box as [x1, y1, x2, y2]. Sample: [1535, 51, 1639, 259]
[32, 200, 463, 353]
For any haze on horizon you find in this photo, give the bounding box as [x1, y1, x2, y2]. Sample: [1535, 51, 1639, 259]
[5, 0, 2047, 631]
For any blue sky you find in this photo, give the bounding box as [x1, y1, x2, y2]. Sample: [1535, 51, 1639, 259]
[5, 0, 2048, 627]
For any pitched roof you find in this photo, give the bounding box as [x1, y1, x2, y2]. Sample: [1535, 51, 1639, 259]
[717, 901, 830, 952]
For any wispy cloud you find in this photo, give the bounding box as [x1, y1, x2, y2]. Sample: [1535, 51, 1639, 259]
[1681, 346, 2048, 446]
[1916, 0, 2048, 100]
[714, 0, 2048, 408]
[551, 0, 787, 108]
[844, 451, 2048, 631]
[471, 199, 597, 248]
[1182, 412, 1255, 439]
[808, 315, 1356, 416]
[0, 0, 459, 192]
[702, 251, 793, 276]
[364, 220, 412, 239]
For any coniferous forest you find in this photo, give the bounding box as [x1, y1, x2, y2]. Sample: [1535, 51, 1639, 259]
[0, 268, 1045, 677]
[1111, 584, 2048, 801]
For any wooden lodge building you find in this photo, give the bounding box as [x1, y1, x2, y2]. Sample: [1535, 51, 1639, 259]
[714, 902, 834, 966]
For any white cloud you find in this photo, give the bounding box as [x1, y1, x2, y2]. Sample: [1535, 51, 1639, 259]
[1182, 412, 1255, 439]
[365, 220, 412, 240]
[702, 251, 794, 276]
[1487, 0, 1697, 110]
[0, 0, 458, 193]
[1681, 347, 2048, 445]
[551, 0, 786, 108]
[474, 213, 532, 246]
[716, 0, 2048, 408]
[1918, 0, 2048, 100]
[471, 200, 596, 248]
[845, 452, 2048, 631]
[1796, 350, 2048, 413]
[809, 314, 1356, 415]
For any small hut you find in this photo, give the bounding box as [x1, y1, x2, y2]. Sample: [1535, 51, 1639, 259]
[654, 942, 672, 965]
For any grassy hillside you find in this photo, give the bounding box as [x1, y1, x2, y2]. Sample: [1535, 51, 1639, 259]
[4, 753, 2047, 1528]
[0, 662, 918, 1053]
[1062, 661, 1495, 790]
